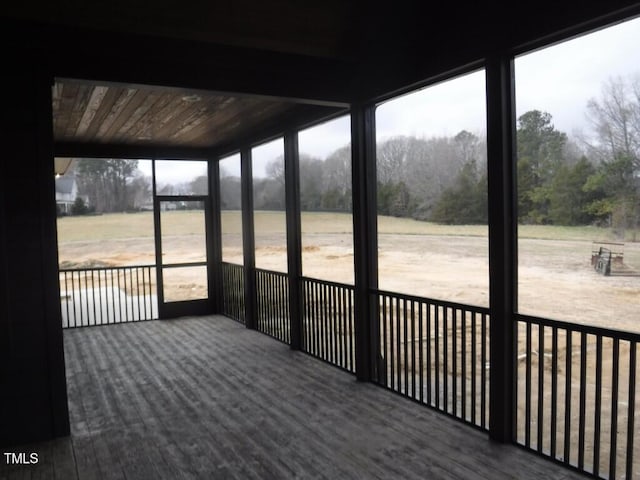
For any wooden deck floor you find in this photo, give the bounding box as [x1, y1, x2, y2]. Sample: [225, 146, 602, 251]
[2, 315, 585, 479]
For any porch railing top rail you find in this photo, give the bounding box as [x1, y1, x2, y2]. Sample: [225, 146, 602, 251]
[60, 263, 155, 273]
[518, 312, 640, 343]
[373, 287, 490, 314]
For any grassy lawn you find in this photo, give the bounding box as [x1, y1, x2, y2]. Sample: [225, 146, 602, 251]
[57, 210, 635, 243]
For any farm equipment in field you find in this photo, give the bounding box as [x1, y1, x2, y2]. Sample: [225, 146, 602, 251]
[591, 242, 624, 276]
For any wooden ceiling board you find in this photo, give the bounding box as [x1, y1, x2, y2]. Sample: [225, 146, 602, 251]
[83, 86, 121, 139]
[96, 88, 137, 138]
[65, 84, 92, 138]
[152, 96, 215, 140]
[116, 90, 164, 141]
[126, 92, 176, 142]
[52, 78, 342, 151]
[101, 89, 146, 142]
[54, 82, 79, 138]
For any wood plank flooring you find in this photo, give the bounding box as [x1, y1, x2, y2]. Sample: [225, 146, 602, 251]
[1, 315, 586, 479]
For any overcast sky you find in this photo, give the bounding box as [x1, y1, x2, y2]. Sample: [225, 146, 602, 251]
[143, 14, 640, 183]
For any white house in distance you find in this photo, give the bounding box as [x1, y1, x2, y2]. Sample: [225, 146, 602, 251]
[55, 174, 78, 214]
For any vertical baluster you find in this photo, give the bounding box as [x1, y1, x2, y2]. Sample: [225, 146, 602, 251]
[418, 301, 423, 403]
[129, 268, 135, 322]
[426, 303, 431, 406]
[90, 270, 96, 326]
[593, 335, 603, 476]
[551, 326, 558, 459]
[564, 330, 572, 465]
[315, 281, 321, 357]
[481, 312, 487, 429]
[578, 332, 587, 471]
[117, 267, 124, 323]
[390, 296, 395, 391]
[412, 301, 416, 399]
[323, 283, 329, 360]
[396, 296, 401, 392]
[525, 321, 532, 448]
[340, 286, 346, 369]
[77, 271, 84, 326]
[108, 269, 113, 324]
[538, 324, 545, 453]
[626, 341, 636, 480]
[332, 285, 337, 364]
[471, 311, 477, 426]
[609, 338, 619, 480]
[348, 288, 354, 372]
[435, 304, 440, 410]
[122, 267, 129, 322]
[462, 309, 467, 422]
[382, 294, 388, 387]
[64, 272, 71, 328]
[443, 306, 448, 413]
[452, 308, 458, 417]
[135, 268, 141, 321]
[403, 298, 408, 396]
[283, 274, 287, 343]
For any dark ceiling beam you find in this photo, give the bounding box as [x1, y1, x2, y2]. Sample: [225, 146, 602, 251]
[53, 141, 212, 160]
[2, 18, 353, 107]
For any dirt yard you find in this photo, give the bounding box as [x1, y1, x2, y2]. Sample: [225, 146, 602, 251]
[57, 210, 640, 330]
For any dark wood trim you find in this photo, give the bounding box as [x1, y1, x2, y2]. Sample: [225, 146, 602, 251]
[54, 141, 211, 160]
[350, 103, 379, 382]
[241, 147, 257, 330]
[369, 61, 486, 107]
[486, 54, 517, 443]
[36, 68, 71, 439]
[209, 158, 224, 314]
[0, 19, 354, 106]
[508, 3, 640, 58]
[284, 130, 302, 350]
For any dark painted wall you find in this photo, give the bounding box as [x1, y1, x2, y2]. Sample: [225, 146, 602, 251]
[0, 55, 69, 447]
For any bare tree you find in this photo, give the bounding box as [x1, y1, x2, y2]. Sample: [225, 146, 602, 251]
[586, 75, 640, 168]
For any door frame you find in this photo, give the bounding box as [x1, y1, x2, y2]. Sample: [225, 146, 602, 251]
[153, 194, 214, 318]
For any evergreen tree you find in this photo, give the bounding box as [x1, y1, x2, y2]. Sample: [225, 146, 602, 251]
[548, 157, 597, 225]
[430, 160, 487, 224]
[517, 110, 567, 223]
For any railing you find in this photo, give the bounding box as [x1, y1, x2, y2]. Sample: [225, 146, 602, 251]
[60, 265, 157, 328]
[221, 262, 245, 323]
[374, 289, 490, 430]
[301, 277, 355, 373]
[255, 268, 290, 344]
[517, 314, 639, 480]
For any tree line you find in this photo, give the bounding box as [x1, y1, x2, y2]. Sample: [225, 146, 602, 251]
[71, 74, 640, 235]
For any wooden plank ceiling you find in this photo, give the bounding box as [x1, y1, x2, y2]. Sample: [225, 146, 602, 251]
[52, 78, 325, 150]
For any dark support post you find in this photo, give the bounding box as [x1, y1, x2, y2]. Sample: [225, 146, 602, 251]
[241, 147, 257, 329]
[284, 131, 303, 350]
[351, 103, 379, 382]
[486, 55, 517, 443]
[37, 70, 71, 439]
[209, 158, 223, 314]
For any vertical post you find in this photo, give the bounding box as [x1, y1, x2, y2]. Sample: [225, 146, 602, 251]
[152, 159, 165, 313]
[284, 131, 303, 350]
[209, 157, 223, 314]
[351, 103, 379, 382]
[486, 54, 517, 442]
[37, 69, 71, 438]
[241, 146, 257, 329]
